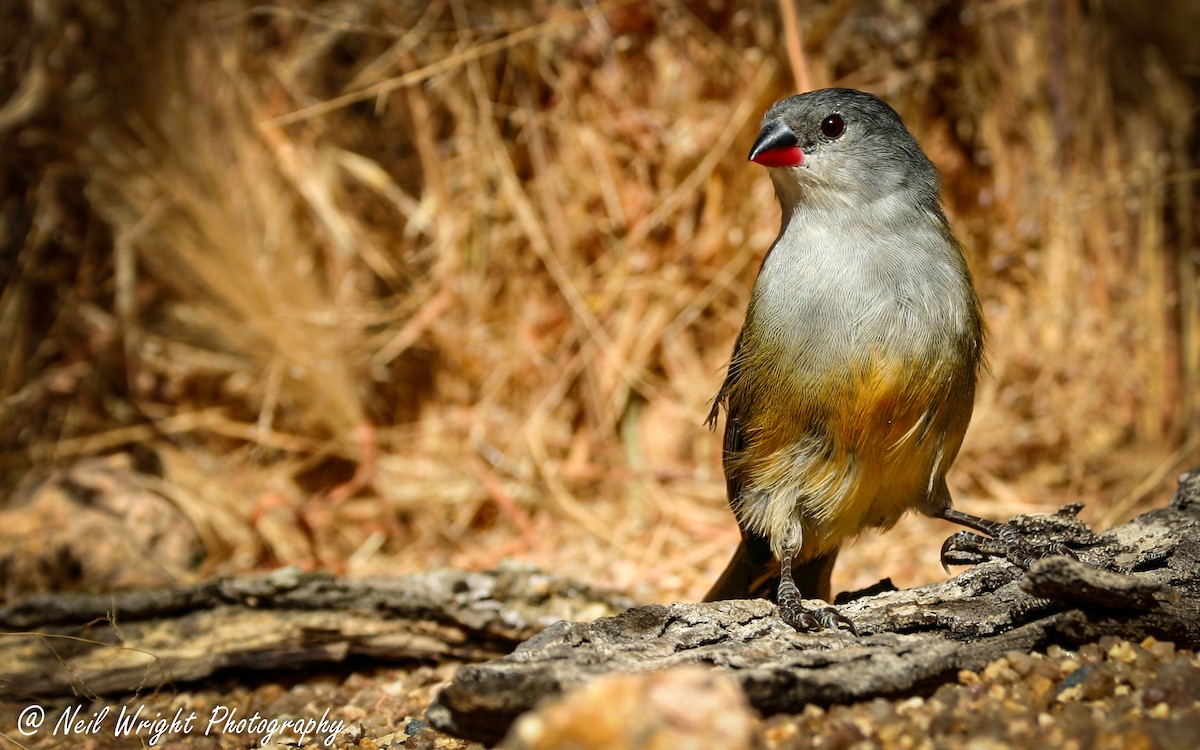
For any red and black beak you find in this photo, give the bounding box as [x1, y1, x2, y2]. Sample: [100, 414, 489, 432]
[749, 121, 803, 168]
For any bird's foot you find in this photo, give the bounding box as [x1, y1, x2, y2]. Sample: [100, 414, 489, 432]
[778, 548, 857, 634]
[778, 594, 858, 634]
[938, 508, 1078, 572]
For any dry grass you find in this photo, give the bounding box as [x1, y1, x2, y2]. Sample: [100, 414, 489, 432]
[2, 0, 1197, 604]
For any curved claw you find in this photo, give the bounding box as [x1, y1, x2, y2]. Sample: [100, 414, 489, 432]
[814, 605, 858, 636]
[939, 535, 956, 573]
[940, 530, 989, 572]
[1049, 542, 1080, 561]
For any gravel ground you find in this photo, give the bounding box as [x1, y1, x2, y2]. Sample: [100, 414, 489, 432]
[762, 637, 1200, 750]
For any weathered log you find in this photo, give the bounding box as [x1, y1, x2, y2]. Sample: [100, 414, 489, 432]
[0, 565, 635, 699]
[427, 469, 1200, 745]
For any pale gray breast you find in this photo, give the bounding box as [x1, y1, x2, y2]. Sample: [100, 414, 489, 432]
[749, 208, 973, 378]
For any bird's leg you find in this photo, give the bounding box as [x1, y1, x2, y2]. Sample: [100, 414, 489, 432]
[936, 507, 1078, 571]
[778, 547, 857, 634]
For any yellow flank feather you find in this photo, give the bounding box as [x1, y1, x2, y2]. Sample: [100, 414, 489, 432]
[730, 348, 970, 560]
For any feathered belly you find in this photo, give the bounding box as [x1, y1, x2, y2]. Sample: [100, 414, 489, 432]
[729, 350, 969, 559]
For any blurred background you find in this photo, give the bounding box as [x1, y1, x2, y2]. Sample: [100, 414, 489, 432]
[2, 0, 1197, 605]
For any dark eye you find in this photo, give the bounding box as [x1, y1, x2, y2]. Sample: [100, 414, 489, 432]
[821, 114, 845, 139]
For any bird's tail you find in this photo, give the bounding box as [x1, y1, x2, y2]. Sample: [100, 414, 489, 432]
[704, 541, 838, 603]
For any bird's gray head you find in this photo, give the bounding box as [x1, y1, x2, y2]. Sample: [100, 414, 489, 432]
[750, 89, 941, 217]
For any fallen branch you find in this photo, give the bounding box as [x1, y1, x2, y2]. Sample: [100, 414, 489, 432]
[0, 566, 635, 700]
[428, 468, 1200, 745]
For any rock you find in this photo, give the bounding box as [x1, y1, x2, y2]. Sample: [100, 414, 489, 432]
[499, 666, 761, 750]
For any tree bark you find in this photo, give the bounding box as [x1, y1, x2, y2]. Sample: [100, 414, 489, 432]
[0, 565, 635, 699]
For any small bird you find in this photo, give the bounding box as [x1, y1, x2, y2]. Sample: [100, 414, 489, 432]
[705, 89, 1062, 631]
